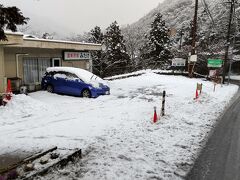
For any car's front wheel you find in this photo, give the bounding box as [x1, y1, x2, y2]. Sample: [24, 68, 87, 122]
[81, 89, 91, 98]
[46, 85, 54, 93]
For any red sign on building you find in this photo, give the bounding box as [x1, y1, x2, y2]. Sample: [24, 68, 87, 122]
[64, 52, 90, 60]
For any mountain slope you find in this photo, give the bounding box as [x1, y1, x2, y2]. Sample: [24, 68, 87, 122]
[126, 0, 228, 33]
[122, 0, 232, 56]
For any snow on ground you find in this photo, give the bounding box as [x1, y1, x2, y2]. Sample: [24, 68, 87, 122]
[104, 69, 185, 80]
[229, 75, 240, 81]
[0, 72, 238, 179]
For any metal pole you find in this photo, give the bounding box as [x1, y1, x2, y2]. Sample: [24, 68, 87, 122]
[228, 59, 233, 84]
[228, 0, 237, 84]
[161, 90, 166, 116]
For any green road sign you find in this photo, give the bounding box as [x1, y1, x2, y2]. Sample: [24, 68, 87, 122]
[207, 59, 223, 68]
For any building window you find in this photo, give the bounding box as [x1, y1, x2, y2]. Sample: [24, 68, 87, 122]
[23, 57, 50, 84]
[52, 58, 61, 67]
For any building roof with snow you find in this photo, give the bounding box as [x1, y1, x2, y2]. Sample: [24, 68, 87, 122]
[0, 31, 102, 51]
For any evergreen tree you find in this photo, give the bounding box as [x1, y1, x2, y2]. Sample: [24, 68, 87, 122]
[140, 13, 172, 69]
[42, 32, 54, 39]
[89, 26, 103, 44]
[139, 34, 152, 69]
[88, 26, 105, 77]
[104, 21, 130, 76]
[0, 4, 28, 40]
[67, 32, 91, 43]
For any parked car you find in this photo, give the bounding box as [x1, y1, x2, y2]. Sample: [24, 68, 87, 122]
[41, 67, 110, 98]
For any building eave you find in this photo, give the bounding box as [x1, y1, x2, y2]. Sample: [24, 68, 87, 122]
[1, 32, 102, 51]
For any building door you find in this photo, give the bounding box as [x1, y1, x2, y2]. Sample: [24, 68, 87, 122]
[23, 58, 38, 84]
[38, 58, 51, 80]
[23, 57, 50, 84]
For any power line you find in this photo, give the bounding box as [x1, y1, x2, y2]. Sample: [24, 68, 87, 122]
[201, 0, 215, 25]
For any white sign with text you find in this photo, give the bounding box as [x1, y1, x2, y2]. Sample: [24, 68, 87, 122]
[171, 58, 186, 67]
[64, 52, 90, 60]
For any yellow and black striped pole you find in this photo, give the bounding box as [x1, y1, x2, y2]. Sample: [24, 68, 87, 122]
[161, 90, 166, 116]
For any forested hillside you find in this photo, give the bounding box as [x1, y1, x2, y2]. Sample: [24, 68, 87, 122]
[122, 0, 240, 73]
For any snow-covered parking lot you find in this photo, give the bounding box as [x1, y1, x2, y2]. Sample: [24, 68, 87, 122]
[0, 72, 238, 179]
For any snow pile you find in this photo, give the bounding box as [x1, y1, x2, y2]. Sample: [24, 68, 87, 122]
[0, 72, 238, 179]
[229, 75, 240, 81]
[0, 94, 50, 123]
[104, 70, 147, 80]
[104, 69, 185, 80]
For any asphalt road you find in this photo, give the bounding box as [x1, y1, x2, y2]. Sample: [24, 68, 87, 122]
[186, 82, 240, 180]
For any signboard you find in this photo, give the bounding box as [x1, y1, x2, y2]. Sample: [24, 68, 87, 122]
[171, 58, 186, 67]
[63, 52, 90, 60]
[189, 55, 197, 62]
[233, 55, 240, 61]
[207, 59, 223, 68]
[209, 70, 217, 77]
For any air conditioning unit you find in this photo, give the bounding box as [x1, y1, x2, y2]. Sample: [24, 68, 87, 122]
[27, 84, 35, 92]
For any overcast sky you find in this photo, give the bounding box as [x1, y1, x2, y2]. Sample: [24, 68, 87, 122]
[1, 0, 164, 36]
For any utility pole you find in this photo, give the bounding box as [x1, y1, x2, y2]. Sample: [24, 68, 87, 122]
[223, 0, 235, 84]
[191, 0, 198, 55]
[179, 29, 183, 50]
[228, 0, 237, 84]
[188, 0, 198, 77]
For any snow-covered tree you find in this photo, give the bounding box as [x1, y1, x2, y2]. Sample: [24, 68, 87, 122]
[66, 32, 91, 43]
[103, 21, 130, 76]
[122, 25, 145, 70]
[42, 32, 55, 39]
[0, 4, 28, 40]
[140, 13, 172, 69]
[88, 26, 105, 77]
[89, 26, 103, 44]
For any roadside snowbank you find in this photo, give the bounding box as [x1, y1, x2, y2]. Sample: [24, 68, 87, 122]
[229, 75, 240, 81]
[104, 69, 186, 80]
[0, 72, 238, 179]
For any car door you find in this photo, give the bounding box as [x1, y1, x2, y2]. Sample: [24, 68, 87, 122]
[64, 72, 84, 96]
[52, 71, 68, 93]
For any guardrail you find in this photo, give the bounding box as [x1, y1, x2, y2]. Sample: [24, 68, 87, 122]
[105, 71, 190, 81]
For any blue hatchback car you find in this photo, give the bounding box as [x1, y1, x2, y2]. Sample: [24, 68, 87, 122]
[41, 67, 110, 98]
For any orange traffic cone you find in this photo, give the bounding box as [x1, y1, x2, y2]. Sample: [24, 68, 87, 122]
[7, 80, 12, 93]
[153, 106, 158, 123]
[195, 89, 199, 100]
[5, 80, 12, 101]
